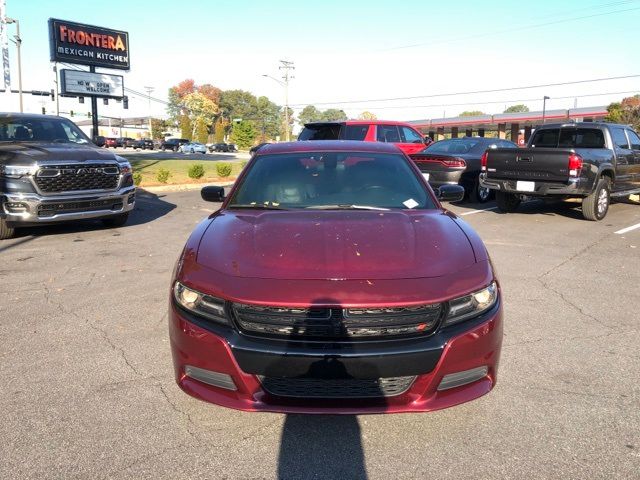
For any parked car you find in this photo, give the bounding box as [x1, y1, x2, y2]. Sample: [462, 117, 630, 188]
[169, 140, 502, 413]
[209, 143, 230, 152]
[104, 137, 118, 148]
[298, 120, 430, 154]
[480, 122, 640, 220]
[131, 139, 154, 150]
[93, 135, 106, 148]
[410, 137, 518, 203]
[117, 137, 134, 148]
[180, 142, 207, 154]
[160, 138, 189, 152]
[0, 113, 135, 240]
[227, 143, 237, 152]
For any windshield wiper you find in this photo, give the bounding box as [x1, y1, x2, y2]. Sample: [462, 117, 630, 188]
[305, 204, 390, 211]
[228, 204, 287, 210]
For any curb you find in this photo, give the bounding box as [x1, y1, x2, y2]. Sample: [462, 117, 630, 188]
[140, 180, 235, 193]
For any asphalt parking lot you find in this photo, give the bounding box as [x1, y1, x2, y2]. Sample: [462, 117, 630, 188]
[1, 191, 639, 479]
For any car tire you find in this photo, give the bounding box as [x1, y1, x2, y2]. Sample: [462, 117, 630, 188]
[0, 218, 16, 240]
[174, 147, 179, 152]
[582, 177, 610, 221]
[471, 178, 492, 203]
[496, 191, 521, 213]
[161, 147, 166, 152]
[101, 212, 130, 228]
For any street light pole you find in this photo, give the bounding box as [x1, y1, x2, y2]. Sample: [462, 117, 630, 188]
[5, 17, 21, 112]
[262, 60, 295, 142]
[542, 95, 550, 124]
[144, 86, 154, 139]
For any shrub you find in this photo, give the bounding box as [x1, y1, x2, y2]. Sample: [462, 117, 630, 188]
[133, 172, 142, 186]
[188, 163, 205, 179]
[156, 168, 171, 183]
[216, 162, 232, 178]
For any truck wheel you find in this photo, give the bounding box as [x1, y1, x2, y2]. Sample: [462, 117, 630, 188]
[496, 191, 520, 213]
[0, 218, 16, 240]
[582, 177, 610, 221]
[472, 178, 492, 203]
[101, 213, 129, 228]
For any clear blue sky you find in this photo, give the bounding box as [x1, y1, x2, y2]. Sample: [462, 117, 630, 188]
[4, 0, 640, 120]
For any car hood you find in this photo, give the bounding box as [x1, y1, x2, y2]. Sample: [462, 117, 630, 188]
[196, 209, 477, 280]
[0, 142, 120, 166]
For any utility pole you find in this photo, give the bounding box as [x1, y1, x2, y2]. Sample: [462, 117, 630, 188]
[53, 64, 60, 115]
[144, 86, 154, 140]
[542, 96, 550, 124]
[279, 60, 294, 141]
[1, 0, 11, 104]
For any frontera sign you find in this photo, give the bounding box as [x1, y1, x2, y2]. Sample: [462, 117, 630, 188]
[48, 19, 130, 70]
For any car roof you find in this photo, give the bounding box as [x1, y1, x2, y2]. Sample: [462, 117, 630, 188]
[258, 140, 402, 155]
[304, 119, 417, 127]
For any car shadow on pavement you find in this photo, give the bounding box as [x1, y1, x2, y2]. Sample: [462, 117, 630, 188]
[8, 188, 176, 240]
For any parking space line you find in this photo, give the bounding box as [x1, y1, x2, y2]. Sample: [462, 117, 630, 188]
[614, 222, 640, 235]
[459, 206, 498, 216]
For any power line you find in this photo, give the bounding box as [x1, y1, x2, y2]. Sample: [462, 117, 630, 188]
[289, 74, 640, 107]
[359, 90, 640, 111]
[380, 2, 640, 51]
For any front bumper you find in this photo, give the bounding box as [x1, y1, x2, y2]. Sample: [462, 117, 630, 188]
[480, 174, 588, 196]
[169, 299, 503, 414]
[2, 186, 136, 225]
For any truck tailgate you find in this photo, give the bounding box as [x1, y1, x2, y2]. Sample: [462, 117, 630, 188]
[485, 148, 573, 183]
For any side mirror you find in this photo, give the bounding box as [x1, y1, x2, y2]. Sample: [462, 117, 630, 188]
[436, 184, 465, 203]
[201, 186, 225, 202]
[424, 136, 432, 145]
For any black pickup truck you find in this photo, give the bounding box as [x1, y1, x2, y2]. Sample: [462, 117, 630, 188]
[480, 122, 640, 220]
[0, 113, 135, 239]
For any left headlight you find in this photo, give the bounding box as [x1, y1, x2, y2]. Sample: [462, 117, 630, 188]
[443, 281, 498, 327]
[173, 281, 229, 325]
[0, 165, 36, 178]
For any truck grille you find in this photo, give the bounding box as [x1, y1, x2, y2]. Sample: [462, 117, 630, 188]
[232, 303, 443, 339]
[35, 164, 120, 193]
[259, 376, 416, 398]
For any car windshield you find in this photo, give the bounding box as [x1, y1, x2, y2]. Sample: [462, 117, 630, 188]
[422, 138, 481, 154]
[0, 116, 91, 144]
[228, 151, 435, 210]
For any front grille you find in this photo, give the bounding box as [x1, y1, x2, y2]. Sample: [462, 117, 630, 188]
[38, 199, 122, 217]
[260, 376, 416, 398]
[232, 303, 443, 339]
[35, 164, 120, 193]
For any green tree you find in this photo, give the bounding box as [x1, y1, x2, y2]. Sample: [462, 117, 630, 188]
[605, 95, 640, 130]
[229, 120, 257, 149]
[179, 115, 193, 140]
[503, 104, 530, 113]
[194, 117, 209, 144]
[213, 118, 226, 143]
[219, 89, 258, 121]
[322, 108, 348, 121]
[298, 105, 323, 125]
[150, 118, 167, 140]
[459, 110, 485, 117]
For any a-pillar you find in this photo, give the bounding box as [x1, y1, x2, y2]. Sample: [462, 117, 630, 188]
[510, 123, 519, 142]
[451, 127, 458, 138]
[524, 125, 532, 142]
[497, 123, 506, 139]
[465, 128, 472, 137]
[428, 130, 435, 140]
[436, 127, 445, 141]
[478, 128, 485, 137]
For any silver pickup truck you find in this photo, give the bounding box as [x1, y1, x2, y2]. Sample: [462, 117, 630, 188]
[0, 113, 135, 239]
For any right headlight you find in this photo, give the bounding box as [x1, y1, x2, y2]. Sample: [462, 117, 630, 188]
[443, 281, 498, 326]
[173, 281, 229, 325]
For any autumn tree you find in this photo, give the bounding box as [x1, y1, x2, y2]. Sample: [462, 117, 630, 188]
[150, 118, 167, 140]
[358, 111, 377, 120]
[503, 104, 529, 113]
[606, 95, 640, 130]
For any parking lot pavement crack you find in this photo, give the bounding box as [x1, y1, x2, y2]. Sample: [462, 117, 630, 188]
[519, 384, 637, 403]
[158, 384, 201, 443]
[100, 444, 191, 480]
[225, 417, 282, 447]
[537, 277, 614, 331]
[503, 327, 635, 348]
[537, 235, 607, 280]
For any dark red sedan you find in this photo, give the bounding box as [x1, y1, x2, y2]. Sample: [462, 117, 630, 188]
[169, 141, 503, 413]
